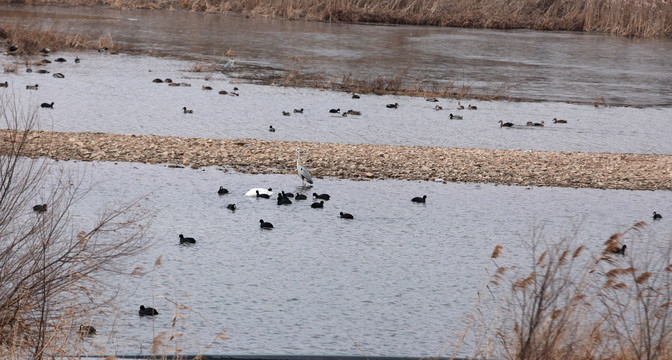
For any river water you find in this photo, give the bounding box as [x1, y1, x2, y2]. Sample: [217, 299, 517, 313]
[2, 4, 672, 107]
[1, 4, 672, 357]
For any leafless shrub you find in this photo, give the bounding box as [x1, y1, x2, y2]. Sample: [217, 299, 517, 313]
[0, 94, 150, 358]
[473, 222, 672, 360]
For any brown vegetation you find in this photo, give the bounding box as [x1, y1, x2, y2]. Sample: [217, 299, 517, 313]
[0, 96, 149, 357]
[0, 24, 118, 55]
[473, 221, 672, 360]
[254, 69, 513, 100]
[10, 0, 672, 37]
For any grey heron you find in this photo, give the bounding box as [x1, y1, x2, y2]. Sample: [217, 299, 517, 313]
[221, 59, 234, 73]
[296, 148, 313, 187]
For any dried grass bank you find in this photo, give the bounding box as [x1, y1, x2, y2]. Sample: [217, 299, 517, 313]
[8, 0, 672, 37]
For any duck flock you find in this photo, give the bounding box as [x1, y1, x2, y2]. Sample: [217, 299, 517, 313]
[7, 46, 664, 332]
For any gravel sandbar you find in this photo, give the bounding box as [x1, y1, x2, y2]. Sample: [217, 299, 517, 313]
[1, 130, 671, 191]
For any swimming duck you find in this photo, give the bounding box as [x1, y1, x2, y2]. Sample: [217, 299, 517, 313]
[256, 190, 271, 199]
[411, 195, 427, 203]
[468, 104, 478, 110]
[449, 113, 463, 119]
[33, 204, 47, 212]
[352, 94, 360, 99]
[426, 98, 439, 102]
[152, 78, 164, 83]
[55, 57, 67, 62]
[329, 108, 340, 113]
[295, 193, 307, 200]
[53, 73, 65, 78]
[277, 194, 292, 205]
[552, 118, 568, 124]
[179, 234, 196, 244]
[434, 105, 443, 111]
[311, 201, 324, 208]
[526, 121, 534, 126]
[218, 90, 228, 95]
[183, 107, 193, 114]
[217, 186, 229, 195]
[0, 81, 7, 87]
[245, 188, 272, 197]
[269, 125, 276, 132]
[139, 305, 159, 316]
[340, 212, 354, 219]
[613, 244, 627, 255]
[79, 325, 96, 336]
[653, 211, 662, 220]
[259, 219, 274, 229]
[386, 103, 399, 109]
[498, 120, 514, 127]
[75, 56, 80, 63]
[293, 108, 304, 113]
[26, 84, 38, 90]
[202, 85, 213, 90]
[533, 121, 545, 127]
[282, 111, 291, 116]
[313, 193, 330, 200]
[41, 102, 54, 108]
[226, 204, 236, 211]
[457, 102, 465, 110]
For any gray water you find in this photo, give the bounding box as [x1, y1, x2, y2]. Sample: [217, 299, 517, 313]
[1, 53, 671, 154]
[1, 4, 671, 357]
[53, 160, 672, 356]
[2, 4, 672, 106]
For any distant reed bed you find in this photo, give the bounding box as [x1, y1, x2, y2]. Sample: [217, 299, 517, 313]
[0, 23, 118, 54]
[12, 0, 672, 37]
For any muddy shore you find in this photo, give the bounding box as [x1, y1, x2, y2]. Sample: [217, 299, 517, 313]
[1, 129, 671, 191]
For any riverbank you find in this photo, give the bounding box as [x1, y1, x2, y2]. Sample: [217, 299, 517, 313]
[2, 129, 671, 191]
[9, 0, 672, 38]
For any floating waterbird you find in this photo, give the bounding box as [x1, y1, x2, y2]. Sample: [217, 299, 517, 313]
[411, 195, 427, 203]
[139, 305, 158, 316]
[499, 120, 514, 127]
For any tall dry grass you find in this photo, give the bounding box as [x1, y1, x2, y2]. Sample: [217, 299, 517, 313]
[253, 68, 514, 100]
[13, 0, 672, 37]
[0, 24, 119, 55]
[470, 221, 672, 360]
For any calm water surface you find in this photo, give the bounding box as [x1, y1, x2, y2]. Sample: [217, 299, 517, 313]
[51, 160, 672, 356]
[1, 53, 671, 154]
[1, 5, 671, 356]
[1, 4, 672, 106]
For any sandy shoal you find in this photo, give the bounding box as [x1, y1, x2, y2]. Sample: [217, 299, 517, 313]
[1, 130, 671, 191]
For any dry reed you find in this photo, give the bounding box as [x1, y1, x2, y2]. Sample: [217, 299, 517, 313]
[16, 0, 672, 37]
[0, 24, 120, 55]
[468, 222, 672, 359]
